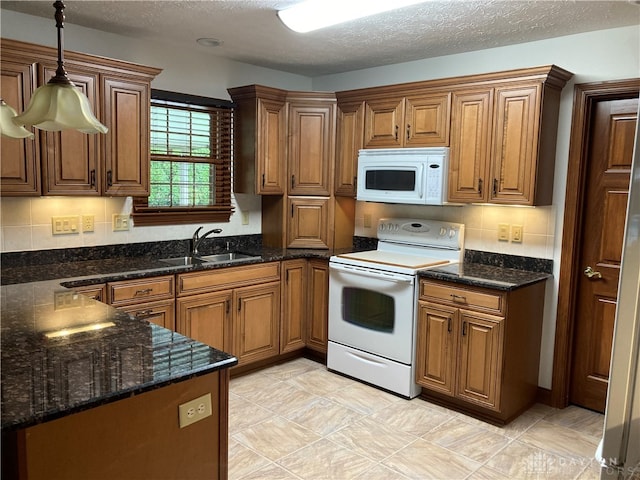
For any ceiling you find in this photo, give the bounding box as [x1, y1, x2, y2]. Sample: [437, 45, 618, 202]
[2, 0, 639, 77]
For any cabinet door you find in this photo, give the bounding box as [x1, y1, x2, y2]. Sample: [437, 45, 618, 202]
[177, 290, 233, 353]
[288, 102, 334, 195]
[0, 58, 40, 196]
[364, 97, 404, 148]
[457, 309, 504, 411]
[415, 302, 457, 396]
[257, 97, 286, 194]
[490, 84, 540, 204]
[287, 196, 331, 249]
[405, 92, 451, 146]
[120, 299, 176, 331]
[40, 64, 100, 195]
[102, 77, 150, 196]
[306, 259, 329, 353]
[448, 89, 494, 203]
[335, 101, 364, 196]
[281, 259, 307, 353]
[234, 282, 280, 365]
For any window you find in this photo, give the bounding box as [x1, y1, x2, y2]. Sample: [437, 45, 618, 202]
[133, 90, 234, 226]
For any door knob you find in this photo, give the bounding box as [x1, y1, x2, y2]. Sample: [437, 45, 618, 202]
[584, 266, 603, 279]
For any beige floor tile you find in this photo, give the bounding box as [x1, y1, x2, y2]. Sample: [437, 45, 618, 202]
[453, 410, 541, 439]
[519, 419, 600, 459]
[229, 393, 273, 433]
[238, 462, 302, 480]
[261, 357, 323, 381]
[352, 463, 412, 479]
[233, 416, 321, 461]
[285, 396, 364, 436]
[368, 399, 452, 436]
[467, 465, 513, 480]
[325, 381, 399, 415]
[383, 438, 482, 479]
[250, 381, 319, 416]
[421, 416, 511, 463]
[544, 405, 604, 438]
[277, 438, 376, 480]
[327, 416, 418, 461]
[485, 440, 590, 479]
[231, 371, 283, 397]
[228, 437, 271, 480]
[286, 368, 357, 395]
[575, 459, 605, 480]
[525, 403, 560, 418]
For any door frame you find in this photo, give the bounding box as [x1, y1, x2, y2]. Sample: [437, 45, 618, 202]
[551, 78, 640, 408]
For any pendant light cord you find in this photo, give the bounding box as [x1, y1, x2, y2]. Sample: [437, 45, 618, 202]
[50, 0, 73, 86]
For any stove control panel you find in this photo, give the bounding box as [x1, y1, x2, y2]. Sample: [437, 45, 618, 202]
[377, 218, 464, 249]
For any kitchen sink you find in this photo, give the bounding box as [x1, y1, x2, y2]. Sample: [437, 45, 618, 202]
[159, 252, 260, 267]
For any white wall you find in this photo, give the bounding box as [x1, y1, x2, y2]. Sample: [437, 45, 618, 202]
[2, 9, 639, 389]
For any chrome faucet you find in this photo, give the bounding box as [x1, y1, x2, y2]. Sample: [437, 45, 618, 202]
[191, 226, 222, 257]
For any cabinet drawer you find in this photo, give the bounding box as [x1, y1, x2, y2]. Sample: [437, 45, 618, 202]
[119, 299, 176, 331]
[108, 275, 175, 306]
[177, 262, 280, 296]
[420, 280, 505, 315]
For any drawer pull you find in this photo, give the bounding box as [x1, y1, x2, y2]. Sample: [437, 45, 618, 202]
[134, 288, 153, 296]
[451, 293, 467, 303]
[134, 309, 154, 318]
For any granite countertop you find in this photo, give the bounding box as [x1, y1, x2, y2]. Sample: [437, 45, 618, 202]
[1, 280, 237, 431]
[418, 262, 551, 290]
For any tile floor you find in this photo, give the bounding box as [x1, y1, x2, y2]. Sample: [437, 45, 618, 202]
[228, 357, 605, 480]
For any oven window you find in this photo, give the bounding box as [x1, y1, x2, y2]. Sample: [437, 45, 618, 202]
[365, 170, 415, 191]
[342, 287, 394, 332]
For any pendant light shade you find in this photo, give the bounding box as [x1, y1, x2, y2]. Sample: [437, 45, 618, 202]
[0, 99, 35, 139]
[11, 0, 107, 135]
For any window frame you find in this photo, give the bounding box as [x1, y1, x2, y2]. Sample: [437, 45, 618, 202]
[133, 89, 235, 226]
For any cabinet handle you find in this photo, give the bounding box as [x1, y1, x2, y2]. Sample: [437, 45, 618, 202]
[262, 173, 265, 188]
[238, 298, 242, 312]
[462, 321, 467, 336]
[90, 169, 96, 187]
[134, 288, 153, 297]
[478, 178, 483, 195]
[406, 124, 410, 140]
[291, 174, 295, 189]
[450, 293, 467, 303]
[291, 204, 294, 218]
[286, 270, 289, 283]
[226, 299, 230, 315]
[134, 309, 154, 318]
[447, 317, 452, 333]
[493, 178, 498, 196]
[107, 170, 113, 187]
[353, 176, 357, 192]
[394, 125, 399, 141]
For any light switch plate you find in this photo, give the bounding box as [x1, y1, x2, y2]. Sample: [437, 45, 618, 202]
[511, 225, 523, 243]
[52, 216, 80, 235]
[498, 223, 509, 241]
[112, 214, 130, 231]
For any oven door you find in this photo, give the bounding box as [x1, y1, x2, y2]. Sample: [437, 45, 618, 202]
[328, 262, 416, 364]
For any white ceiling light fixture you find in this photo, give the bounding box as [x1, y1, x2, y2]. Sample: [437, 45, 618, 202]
[0, 99, 35, 139]
[12, 1, 107, 134]
[277, 0, 427, 33]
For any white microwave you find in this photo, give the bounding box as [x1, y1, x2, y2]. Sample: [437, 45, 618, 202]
[356, 147, 449, 205]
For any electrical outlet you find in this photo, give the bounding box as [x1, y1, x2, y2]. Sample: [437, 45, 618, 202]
[511, 225, 523, 243]
[178, 393, 212, 428]
[52, 216, 80, 235]
[241, 211, 250, 225]
[112, 214, 130, 231]
[498, 223, 509, 241]
[82, 215, 95, 232]
[363, 214, 372, 228]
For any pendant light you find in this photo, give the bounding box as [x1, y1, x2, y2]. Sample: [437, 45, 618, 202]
[12, 1, 108, 134]
[0, 99, 35, 139]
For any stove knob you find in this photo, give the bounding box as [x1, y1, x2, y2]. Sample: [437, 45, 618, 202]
[440, 227, 447, 236]
[449, 229, 456, 238]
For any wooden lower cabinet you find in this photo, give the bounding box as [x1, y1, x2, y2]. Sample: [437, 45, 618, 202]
[120, 299, 176, 331]
[281, 259, 307, 353]
[416, 279, 544, 424]
[306, 259, 329, 353]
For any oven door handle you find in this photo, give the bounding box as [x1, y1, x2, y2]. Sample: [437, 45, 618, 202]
[330, 263, 414, 284]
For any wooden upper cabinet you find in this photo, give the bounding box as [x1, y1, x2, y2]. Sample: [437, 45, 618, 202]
[228, 85, 287, 195]
[40, 64, 101, 195]
[287, 95, 335, 196]
[102, 77, 150, 196]
[448, 89, 494, 203]
[334, 100, 364, 197]
[0, 54, 40, 196]
[0, 38, 161, 197]
[287, 196, 332, 249]
[363, 92, 450, 148]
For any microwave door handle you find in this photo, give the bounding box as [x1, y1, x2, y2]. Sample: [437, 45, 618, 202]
[417, 164, 424, 198]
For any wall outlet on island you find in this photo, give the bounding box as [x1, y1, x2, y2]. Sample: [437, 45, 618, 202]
[178, 393, 212, 428]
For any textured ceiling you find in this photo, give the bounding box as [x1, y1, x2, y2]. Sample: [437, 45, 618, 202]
[2, 0, 639, 77]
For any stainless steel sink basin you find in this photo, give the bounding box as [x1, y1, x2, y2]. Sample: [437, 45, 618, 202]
[159, 252, 260, 267]
[199, 252, 260, 263]
[159, 256, 206, 266]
